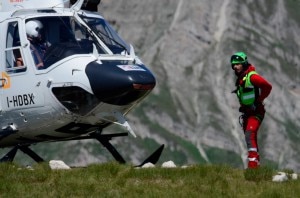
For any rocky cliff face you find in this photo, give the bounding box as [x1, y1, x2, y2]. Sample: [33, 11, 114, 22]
[98, 0, 300, 171]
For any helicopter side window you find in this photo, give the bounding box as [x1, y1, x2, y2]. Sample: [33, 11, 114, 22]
[41, 16, 104, 67]
[5, 21, 26, 73]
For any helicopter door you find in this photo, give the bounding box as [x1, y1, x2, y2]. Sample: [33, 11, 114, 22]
[1, 19, 44, 111]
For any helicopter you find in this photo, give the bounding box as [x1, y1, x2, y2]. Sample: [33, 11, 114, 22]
[0, 0, 163, 166]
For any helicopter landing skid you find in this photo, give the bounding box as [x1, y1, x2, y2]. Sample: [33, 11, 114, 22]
[0, 132, 164, 167]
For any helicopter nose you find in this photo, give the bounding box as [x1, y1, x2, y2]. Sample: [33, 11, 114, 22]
[85, 61, 156, 105]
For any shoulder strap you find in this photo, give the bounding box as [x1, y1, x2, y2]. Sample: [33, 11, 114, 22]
[30, 44, 43, 64]
[245, 71, 258, 88]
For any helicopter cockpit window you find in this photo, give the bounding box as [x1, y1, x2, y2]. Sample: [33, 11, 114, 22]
[5, 21, 26, 73]
[80, 16, 130, 54]
[25, 16, 106, 69]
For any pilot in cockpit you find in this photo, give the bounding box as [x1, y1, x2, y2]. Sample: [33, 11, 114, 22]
[25, 20, 50, 69]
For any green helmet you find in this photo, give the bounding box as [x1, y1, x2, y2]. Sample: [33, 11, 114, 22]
[230, 52, 248, 64]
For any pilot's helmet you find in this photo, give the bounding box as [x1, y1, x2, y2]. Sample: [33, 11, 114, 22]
[25, 20, 43, 38]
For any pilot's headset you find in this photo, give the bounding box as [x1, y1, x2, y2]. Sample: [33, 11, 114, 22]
[25, 20, 43, 41]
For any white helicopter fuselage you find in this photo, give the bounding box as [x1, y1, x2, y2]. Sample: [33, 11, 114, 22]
[0, 1, 156, 148]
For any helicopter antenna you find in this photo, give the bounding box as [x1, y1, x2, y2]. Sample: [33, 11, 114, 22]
[70, 0, 84, 11]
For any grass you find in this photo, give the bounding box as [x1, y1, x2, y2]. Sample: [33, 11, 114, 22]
[0, 162, 299, 198]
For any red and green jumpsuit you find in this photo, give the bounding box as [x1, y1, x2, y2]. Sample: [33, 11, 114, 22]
[235, 65, 272, 168]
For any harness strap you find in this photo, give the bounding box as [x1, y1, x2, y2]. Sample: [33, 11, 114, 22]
[30, 44, 43, 66]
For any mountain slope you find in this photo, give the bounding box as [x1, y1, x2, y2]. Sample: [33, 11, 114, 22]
[99, 0, 300, 170]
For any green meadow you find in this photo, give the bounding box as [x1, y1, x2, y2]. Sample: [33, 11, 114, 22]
[0, 162, 299, 198]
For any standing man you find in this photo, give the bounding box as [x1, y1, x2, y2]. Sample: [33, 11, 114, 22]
[231, 52, 272, 169]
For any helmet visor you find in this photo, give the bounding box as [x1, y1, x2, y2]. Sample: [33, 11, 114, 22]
[230, 55, 245, 64]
